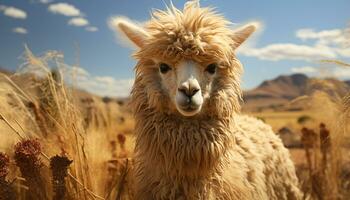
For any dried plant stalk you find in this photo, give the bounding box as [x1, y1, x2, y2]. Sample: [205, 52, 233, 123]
[0, 153, 10, 179]
[50, 155, 73, 200]
[319, 123, 330, 173]
[14, 139, 49, 200]
[0, 46, 125, 200]
[115, 159, 129, 200]
[300, 122, 343, 200]
[0, 152, 16, 200]
[27, 101, 50, 137]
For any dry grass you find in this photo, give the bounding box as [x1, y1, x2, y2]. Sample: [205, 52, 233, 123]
[249, 110, 311, 132]
[249, 54, 350, 199]
[287, 55, 350, 199]
[0, 47, 133, 199]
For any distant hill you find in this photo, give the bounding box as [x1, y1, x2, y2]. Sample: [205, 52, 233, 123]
[346, 80, 350, 86]
[244, 74, 308, 100]
[0, 68, 12, 75]
[3, 67, 348, 112]
[243, 74, 350, 111]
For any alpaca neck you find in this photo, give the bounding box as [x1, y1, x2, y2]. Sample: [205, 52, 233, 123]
[133, 110, 234, 178]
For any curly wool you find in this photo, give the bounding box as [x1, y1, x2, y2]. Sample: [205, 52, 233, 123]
[131, 110, 302, 199]
[128, 1, 302, 199]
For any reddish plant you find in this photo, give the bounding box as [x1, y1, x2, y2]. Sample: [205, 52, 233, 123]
[14, 139, 49, 200]
[0, 153, 10, 179]
[50, 155, 72, 200]
[117, 134, 126, 146]
[0, 152, 16, 200]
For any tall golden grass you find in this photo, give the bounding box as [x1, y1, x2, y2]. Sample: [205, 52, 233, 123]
[273, 23, 350, 197]
[292, 58, 350, 199]
[0, 47, 132, 199]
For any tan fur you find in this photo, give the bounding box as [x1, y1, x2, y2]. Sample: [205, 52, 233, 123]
[118, 1, 302, 199]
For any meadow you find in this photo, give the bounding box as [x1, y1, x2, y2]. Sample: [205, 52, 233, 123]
[0, 47, 349, 199]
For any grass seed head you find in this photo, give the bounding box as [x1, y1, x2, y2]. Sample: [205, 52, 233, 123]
[117, 133, 126, 146]
[14, 139, 43, 178]
[0, 153, 10, 179]
[50, 155, 72, 179]
[50, 155, 73, 200]
[301, 127, 317, 148]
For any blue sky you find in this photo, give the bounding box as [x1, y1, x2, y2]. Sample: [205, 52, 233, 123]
[0, 0, 349, 97]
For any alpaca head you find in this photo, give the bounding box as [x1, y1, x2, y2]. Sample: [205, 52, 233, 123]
[113, 1, 256, 117]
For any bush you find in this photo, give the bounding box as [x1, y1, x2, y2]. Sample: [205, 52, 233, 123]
[297, 115, 312, 124]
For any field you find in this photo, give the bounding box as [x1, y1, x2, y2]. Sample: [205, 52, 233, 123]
[249, 110, 309, 130]
[0, 48, 349, 199]
[251, 109, 350, 199]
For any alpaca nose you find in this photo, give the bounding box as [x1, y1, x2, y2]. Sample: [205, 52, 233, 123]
[178, 79, 200, 98]
[178, 87, 199, 98]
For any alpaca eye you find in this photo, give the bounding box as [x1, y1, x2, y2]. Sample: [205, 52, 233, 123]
[205, 63, 217, 74]
[159, 63, 171, 74]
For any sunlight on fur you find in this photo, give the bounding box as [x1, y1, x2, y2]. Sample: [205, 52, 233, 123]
[112, 1, 302, 199]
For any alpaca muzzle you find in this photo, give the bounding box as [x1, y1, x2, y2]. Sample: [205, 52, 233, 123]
[175, 78, 203, 116]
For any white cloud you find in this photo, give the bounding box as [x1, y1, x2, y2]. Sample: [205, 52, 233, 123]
[296, 28, 348, 47]
[0, 6, 27, 19]
[336, 48, 350, 57]
[48, 3, 81, 17]
[13, 27, 28, 34]
[239, 27, 349, 62]
[86, 26, 98, 32]
[68, 17, 89, 27]
[95, 76, 115, 85]
[239, 43, 337, 61]
[296, 29, 342, 41]
[291, 66, 317, 74]
[71, 66, 89, 76]
[332, 68, 350, 78]
[290, 65, 350, 79]
[79, 76, 134, 97]
[48, 3, 96, 30]
[65, 67, 133, 97]
[38, 0, 53, 4]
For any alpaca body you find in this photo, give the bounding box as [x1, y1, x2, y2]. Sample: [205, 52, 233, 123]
[112, 1, 302, 199]
[132, 114, 301, 200]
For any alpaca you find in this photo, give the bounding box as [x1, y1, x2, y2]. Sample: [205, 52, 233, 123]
[113, 1, 302, 199]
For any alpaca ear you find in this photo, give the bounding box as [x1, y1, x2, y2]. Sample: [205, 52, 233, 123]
[110, 17, 149, 48]
[231, 24, 256, 49]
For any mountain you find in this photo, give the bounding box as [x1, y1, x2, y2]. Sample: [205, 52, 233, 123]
[243, 74, 309, 111]
[0, 67, 12, 75]
[243, 74, 350, 111]
[346, 80, 350, 86]
[245, 74, 308, 100]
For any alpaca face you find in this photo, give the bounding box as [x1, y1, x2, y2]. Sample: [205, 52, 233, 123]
[112, 2, 257, 117]
[157, 59, 217, 116]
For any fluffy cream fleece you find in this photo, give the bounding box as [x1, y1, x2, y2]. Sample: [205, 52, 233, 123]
[118, 1, 303, 199]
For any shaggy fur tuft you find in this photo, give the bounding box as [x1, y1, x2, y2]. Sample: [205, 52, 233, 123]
[119, 1, 303, 199]
[134, 1, 236, 66]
